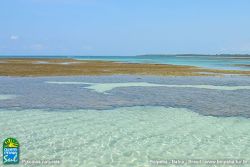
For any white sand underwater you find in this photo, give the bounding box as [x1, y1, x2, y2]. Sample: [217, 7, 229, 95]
[0, 94, 16, 100]
[0, 106, 249, 167]
[46, 81, 250, 93]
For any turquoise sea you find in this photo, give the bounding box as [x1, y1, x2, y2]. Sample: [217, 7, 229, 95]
[75, 55, 250, 71]
[1, 54, 250, 70]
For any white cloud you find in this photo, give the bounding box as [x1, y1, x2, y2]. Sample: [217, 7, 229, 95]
[10, 35, 19, 40]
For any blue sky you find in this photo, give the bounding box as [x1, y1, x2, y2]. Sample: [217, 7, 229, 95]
[1, 0, 250, 56]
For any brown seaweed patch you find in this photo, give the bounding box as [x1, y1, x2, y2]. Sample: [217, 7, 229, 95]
[0, 58, 250, 77]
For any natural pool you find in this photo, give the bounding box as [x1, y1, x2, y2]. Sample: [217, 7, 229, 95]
[0, 106, 249, 167]
[0, 75, 250, 166]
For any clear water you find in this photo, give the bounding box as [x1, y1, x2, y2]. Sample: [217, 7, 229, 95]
[1, 76, 250, 166]
[74, 55, 250, 71]
[0, 106, 249, 167]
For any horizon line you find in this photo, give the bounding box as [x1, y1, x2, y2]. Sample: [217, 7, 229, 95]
[1, 53, 250, 57]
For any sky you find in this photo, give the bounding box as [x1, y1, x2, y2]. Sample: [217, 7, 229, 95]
[0, 0, 250, 56]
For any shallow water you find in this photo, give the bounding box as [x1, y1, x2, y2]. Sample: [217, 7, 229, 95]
[74, 55, 250, 71]
[0, 106, 249, 167]
[1, 76, 250, 166]
[1, 75, 250, 117]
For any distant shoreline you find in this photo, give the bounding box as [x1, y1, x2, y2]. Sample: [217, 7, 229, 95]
[0, 58, 250, 77]
[1, 54, 250, 57]
[137, 54, 250, 57]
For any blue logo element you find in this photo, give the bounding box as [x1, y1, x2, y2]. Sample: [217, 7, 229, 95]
[3, 138, 20, 165]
